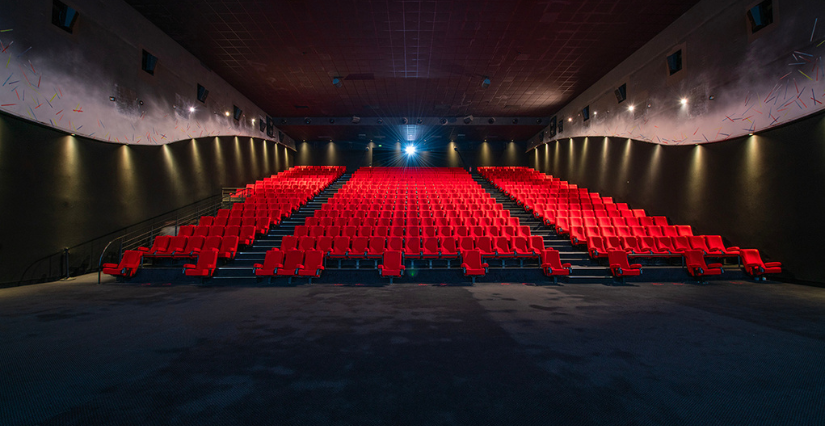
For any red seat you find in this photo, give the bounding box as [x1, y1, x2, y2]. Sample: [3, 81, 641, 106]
[202, 236, 222, 254]
[373, 226, 389, 237]
[684, 249, 723, 278]
[527, 236, 545, 255]
[342, 226, 357, 237]
[476, 236, 495, 257]
[387, 236, 403, 252]
[224, 225, 241, 238]
[511, 236, 533, 257]
[280, 235, 299, 251]
[175, 236, 205, 259]
[276, 250, 304, 277]
[102, 250, 143, 277]
[455, 226, 470, 237]
[461, 250, 488, 282]
[325, 226, 341, 237]
[238, 225, 256, 245]
[440, 237, 459, 259]
[676, 225, 693, 236]
[406, 226, 420, 238]
[540, 249, 571, 278]
[608, 250, 642, 278]
[253, 249, 284, 276]
[704, 235, 740, 256]
[367, 236, 386, 258]
[422, 237, 440, 259]
[316, 236, 334, 255]
[293, 225, 309, 237]
[422, 226, 437, 238]
[218, 236, 239, 259]
[587, 236, 608, 259]
[688, 236, 710, 253]
[458, 236, 475, 253]
[162, 236, 188, 257]
[348, 237, 370, 259]
[193, 225, 211, 237]
[672, 236, 691, 253]
[500, 225, 516, 238]
[183, 248, 219, 277]
[378, 250, 405, 280]
[178, 225, 196, 237]
[492, 236, 515, 257]
[404, 237, 422, 258]
[198, 216, 214, 227]
[390, 226, 405, 238]
[328, 236, 351, 259]
[298, 236, 316, 251]
[740, 249, 782, 278]
[140, 235, 171, 256]
[209, 226, 226, 237]
[621, 236, 640, 254]
[297, 249, 325, 280]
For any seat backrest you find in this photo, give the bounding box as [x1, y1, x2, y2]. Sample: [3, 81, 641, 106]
[688, 236, 708, 251]
[149, 235, 171, 252]
[405, 237, 422, 252]
[332, 236, 350, 254]
[477, 236, 493, 253]
[183, 236, 205, 253]
[202, 236, 222, 251]
[167, 236, 188, 253]
[351, 236, 370, 252]
[676, 225, 693, 236]
[607, 250, 631, 268]
[512, 236, 528, 251]
[316, 236, 334, 253]
[198, 216, 215, 227]
[209, 226, 226, 237]
[462, 249, 484, 268]
[441, 237, 458, 254]
[382, 250, 403, 269]
[740, 249, 764, 266]
[704, 235, 726, 251]
[528, 236, 544, 252]
[387, 236, 403, 251]
[225, 225, 241, 237]
[281, 235, 299, 251]
[196, 248, 219, 269]
[219, 236, 238, 252]
[493, 236, 510, 252]
[178, 225, 195, 237]
[294, 225, 308, 237]
[303, 250, 324, 269]
[369, 236, 386, 253]
[264, 249, 284, 269]
[282, 249, 304, 269]
[541, 249, 563, 268]
[121, 250, 143, 267]
[684, 249, 707, 267]
[422, 237, 439, 253]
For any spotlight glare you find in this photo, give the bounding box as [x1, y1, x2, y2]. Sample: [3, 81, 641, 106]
[405, 145, 416, 155]
[225, 111, 230, 116]
[680, 98, 688, 105]
[189, 107, 195, 112]
[628, 105, 634, 112]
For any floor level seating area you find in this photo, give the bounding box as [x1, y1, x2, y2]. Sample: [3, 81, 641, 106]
[478, 166, 781, 280]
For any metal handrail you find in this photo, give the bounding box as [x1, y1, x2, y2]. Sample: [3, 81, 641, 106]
[8, 191, 244, 287]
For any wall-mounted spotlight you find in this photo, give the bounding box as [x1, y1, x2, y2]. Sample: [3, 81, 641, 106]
[440, 118, 448, 125]
[189, 106, 196, 113]
[377, 118, 383, 124]
[416, 118, 423, 124]
[351, 116, 361, 124]
[109, 96, 116, 102]
[680, 98, 688, 105]
[463, 115, 474, 124]
[304, 118, 312, 124]
[405, 145, 416, 155]
[512, 118, 519, 124]
[481, 77, 491, 88]
[329, 118, 335, 124]
[536, 118, 543, 124]
[401, 117, 409, 124]
[488, 117, 496, 124]
[567, 117, 572, 122]
[627, 105, 635, 112]
[332, 77, 343, 88]
[225, 111, 230, 117]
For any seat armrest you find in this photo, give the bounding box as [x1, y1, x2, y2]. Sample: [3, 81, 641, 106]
[482, 263, 489, 268]
[252, 263, 263, 268]
[727, 246, 740, 251]
[630, 263, 642, 269]
[765, 262, 782, 267]
[609, 263, 621, 269]
[102, 263, 118, 268]
[708, 263, 723, 269]
[460, 263, 469, 269]
[182, 264, 195, 269]
[562, 263, 572, 268]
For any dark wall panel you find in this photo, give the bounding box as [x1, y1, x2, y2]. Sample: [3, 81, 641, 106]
[296, 140, 527, 172]
[0, 113, 293, 284]
[531, 112, 825, 284]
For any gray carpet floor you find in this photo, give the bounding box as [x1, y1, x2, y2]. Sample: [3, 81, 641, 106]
[1, 274, 824, 425]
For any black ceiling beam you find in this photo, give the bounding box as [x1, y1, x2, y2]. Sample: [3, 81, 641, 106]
[275, 116, 551, 126]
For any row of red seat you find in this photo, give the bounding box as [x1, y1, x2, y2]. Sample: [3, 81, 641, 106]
[139, 235, 238, 260]
[304, 215, 517, 228]
[291, 224, 531, 239]
[253, 249, 325, 282]
[571, 225, 694, 246]
[587, 235, 740, 259]
[179, 224, 257, 245]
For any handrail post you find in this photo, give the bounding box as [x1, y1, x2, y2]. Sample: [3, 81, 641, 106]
[63, 248, 69, 280]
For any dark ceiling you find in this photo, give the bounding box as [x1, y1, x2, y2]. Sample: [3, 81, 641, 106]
[126, 0, 700, 142]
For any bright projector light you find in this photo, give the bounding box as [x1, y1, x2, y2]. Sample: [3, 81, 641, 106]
[405, 145, 416, 155]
